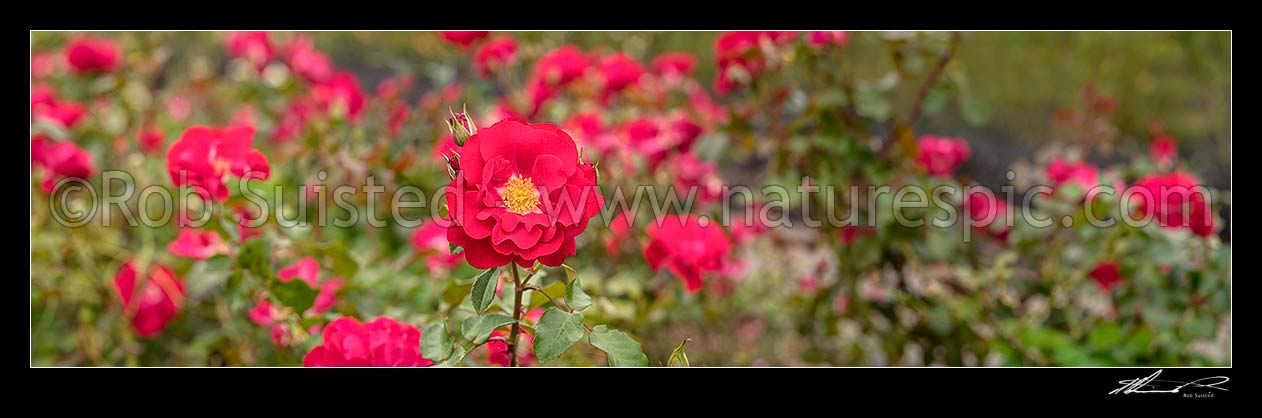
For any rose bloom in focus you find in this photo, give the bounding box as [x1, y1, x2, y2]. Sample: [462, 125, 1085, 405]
[445, 119, 604, 269]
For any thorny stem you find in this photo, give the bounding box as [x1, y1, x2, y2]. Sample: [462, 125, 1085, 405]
[906, 31, 962, 124]
[469, 336, 508, 353]
[508, 264, 524, 367]
[523, 285, 559, 308]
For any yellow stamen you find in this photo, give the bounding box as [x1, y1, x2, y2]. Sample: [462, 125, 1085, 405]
[499, 175, 542, 215]
[213, 158, 232, 175]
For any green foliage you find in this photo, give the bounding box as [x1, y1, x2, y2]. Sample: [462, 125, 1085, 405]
[534, 308, 586, 362]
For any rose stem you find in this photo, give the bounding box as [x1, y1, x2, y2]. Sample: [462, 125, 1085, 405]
[508, 263, 524, 367]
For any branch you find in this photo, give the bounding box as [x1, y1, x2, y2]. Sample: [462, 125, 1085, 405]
[906, 32, 962, 124]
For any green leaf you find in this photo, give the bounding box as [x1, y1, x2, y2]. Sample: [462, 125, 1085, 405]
[668, 338, 691, 367]
[237, 236, 273, 280]
[564, 277, 592, 311]
[1088, 322, 1123, 351]
[461, 316, 480, 342]
[533, 307, 586, 362]
[1180, 315, 1217, 340]
[441, 345, 467, 367]
[206, 254, 233, 272]
[464, 313, 515, 345]
[421, 322, 454, 363]
[442, 280, 473, 308]
[327, 246, 359, 279]
[854, 85, 891, 120]
[561, 264, 578, 282]
[469, 268, 499, 314]
[272, 279, 318, 313]
[588, 325, 648, 367]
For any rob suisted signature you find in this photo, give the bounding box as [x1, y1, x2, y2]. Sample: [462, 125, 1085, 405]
[1110, 370, 1229, 395]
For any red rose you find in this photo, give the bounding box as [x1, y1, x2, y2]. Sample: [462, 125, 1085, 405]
[303, 317, 434, 367]
[807, 31, 850, 48]
[113, 261, 185, 338]
[915, 135, 972, 177]
[485, 329, 536, 367]
[230, 106, 258, 129]
[234, 205, 263, 242]
[432, 133, 460, 164]
[32, 51, 62, 78]
[439, 31, 490, 48]
[249, 282, 339, 348]
[445, 119, 604, 269]
[247, 299, 292, 347]
[762, 31, 801, 45]
[728, 208, 768, 245]
[272, 98, 314, 143]
[226, 31, 274, 72]
[138, 126, 165, 154]
[716, 32, 762, 58]
[411, 220, 465, 273]
[248, 299, 282, 327]
[65, 35, 121, 74]
[651, 52, 696, 79]
[279, 256, 321, 288]
[474, 36, 518, 77]
[1090, 262, 1123, 291]
[1046, 158, 1099, 191]
[526, 80, 558, 117]
[484, 308, 542, 366]
[32, 87, 87, 129]
[604, 211, 635, 257]
[524, 45, 591, 116]
[798, 276, 821, 292]
[285, 36, 332, 83]
[277, 258, 343, 315]
[375, 76, 414, 103]
[670, 153, 724, 205]
[31, 136, 95, 194]
[668, 114, 704, 153]
[838, 224, 875, 245]
[1151, 134, 1178, 167]
[166, 95, 192, 121]
[597, 53, 644, 98]
[965, 189, 1010, 241]
[311, 71, 367, 121]
[714, 32, 769, 95]
[687, 84, 729, 125]
[1129, 171, 1215, 237]
[562, 112, 615, 156]
[644, 214, 732, 293]
[387, 103, 410, 137]
[622, 117, 666, 165]
[166, 125, 271, 202]
[533, 45, 591, 87]
[311, 278, 344, 316]
[32, 84, 57, 108]
[167, 229, 229, 260]
[40, 101, 87, 128]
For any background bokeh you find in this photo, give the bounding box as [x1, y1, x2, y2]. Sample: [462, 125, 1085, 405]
[31, 31, 1230, 366]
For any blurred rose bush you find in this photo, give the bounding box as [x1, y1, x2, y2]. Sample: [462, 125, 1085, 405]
[30, 31, 1230, 366]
